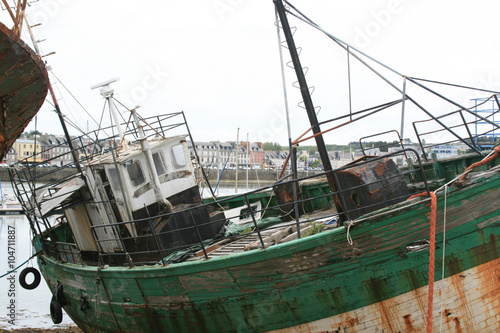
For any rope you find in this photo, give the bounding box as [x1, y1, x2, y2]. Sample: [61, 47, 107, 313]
[345, 220, 354, 245]
[407, 191, 437, 333]
[0, 251, 40, 278]
[459, 145, 500, 181]
[438, 184, 448, 333]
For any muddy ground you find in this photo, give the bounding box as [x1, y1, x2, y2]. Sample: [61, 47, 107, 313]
[1, 327, 83, 333]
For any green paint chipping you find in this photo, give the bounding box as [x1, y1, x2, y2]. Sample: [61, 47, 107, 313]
[36, 172, 500, 332]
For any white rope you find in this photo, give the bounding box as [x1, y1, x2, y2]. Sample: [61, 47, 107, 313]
[346, 197, 431, 228]
[434, 149, 498, 195]
[346, 220, 354, 245]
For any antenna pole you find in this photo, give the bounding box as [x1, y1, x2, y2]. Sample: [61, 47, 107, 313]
[91, 79, 128, 150]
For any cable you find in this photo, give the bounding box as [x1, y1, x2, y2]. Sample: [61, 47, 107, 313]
[0, 251, 40, 279]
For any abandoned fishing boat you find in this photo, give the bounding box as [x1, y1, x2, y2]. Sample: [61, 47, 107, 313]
[0, 3, 49, 161]
[9, 1, 500, 332]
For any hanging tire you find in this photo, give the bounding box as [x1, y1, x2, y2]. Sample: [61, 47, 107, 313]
[18, 267, 41, 290]
[50, 298, 63, 324]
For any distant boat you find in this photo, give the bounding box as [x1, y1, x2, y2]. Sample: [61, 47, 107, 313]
[0, 191, 22, 215]
[8, 1, 500, 332]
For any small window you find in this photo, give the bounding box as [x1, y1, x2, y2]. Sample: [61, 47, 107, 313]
[127, 160, 145, 187]
[171, 144, 187, 168]
[153, 152, 166, 175]
[107, 168, 121, 190]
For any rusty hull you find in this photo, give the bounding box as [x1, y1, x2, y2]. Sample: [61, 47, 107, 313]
[0, 22, 48, 160]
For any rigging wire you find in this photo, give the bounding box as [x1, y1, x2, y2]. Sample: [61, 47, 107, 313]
[50, 70, 103, 129]
[282, 1, 491, 155]
[0, 252, 40, 279]
[410, 77, 500, 95]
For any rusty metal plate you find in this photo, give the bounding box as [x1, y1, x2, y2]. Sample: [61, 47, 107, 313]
[336, 157, 409, 220]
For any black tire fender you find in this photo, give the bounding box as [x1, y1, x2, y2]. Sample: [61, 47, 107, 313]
[50, 298, 63, 324]
[18, 267, 41, 290]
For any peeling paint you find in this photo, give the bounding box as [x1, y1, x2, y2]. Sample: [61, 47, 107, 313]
[0, 22, 48, 160]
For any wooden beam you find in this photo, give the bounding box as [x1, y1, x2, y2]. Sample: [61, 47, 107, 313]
[16, 0, 28, 35]
[1, 0, 17, 26]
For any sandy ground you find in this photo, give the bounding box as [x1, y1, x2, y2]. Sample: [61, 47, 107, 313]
[1, 328, 83, 333]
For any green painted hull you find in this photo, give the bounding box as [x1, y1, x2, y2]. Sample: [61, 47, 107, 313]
[36, 169, 500, 332]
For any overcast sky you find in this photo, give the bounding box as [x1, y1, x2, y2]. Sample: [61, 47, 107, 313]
[3, 0, 500, 145]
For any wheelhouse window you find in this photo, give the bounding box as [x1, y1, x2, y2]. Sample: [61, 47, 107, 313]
[126, 160, 145, 187]
[107, 168, 121, 190]
[171, 144, 187, 168]
[153, 152, 166, 175]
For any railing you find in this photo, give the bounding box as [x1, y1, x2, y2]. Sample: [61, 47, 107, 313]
[56, 242, 83, 264]
[413, 94, 500, 161]
[10, 112, 192, 207]
[10, 130, 429, 267]
[9, 112, 204, 239]
[87, 149, 428, 266]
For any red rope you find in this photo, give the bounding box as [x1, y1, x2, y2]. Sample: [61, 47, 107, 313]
[459, 145, 500, 181]
[407, 191, 437, 332]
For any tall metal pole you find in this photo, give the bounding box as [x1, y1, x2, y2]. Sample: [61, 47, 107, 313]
[25, 19, 85, 177]
[235, 128, 239, 193]
[274, 0, 344, 219]
[216, 141, 220, 196]
[246, 133, 249, 190]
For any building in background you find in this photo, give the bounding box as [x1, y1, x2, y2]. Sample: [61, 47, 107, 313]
[11, 139, 41, 163]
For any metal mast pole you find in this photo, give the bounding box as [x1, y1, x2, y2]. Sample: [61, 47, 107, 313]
[246, 133, 249, 190]
[273, 0, 344, 218]
[25, 19, 84, 177]
[235, 128, 239, 193]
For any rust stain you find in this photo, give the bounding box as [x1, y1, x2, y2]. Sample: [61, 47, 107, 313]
[448, 272, 474, 331]
[406, 270, 427, 318]
[374, 298, 400, 332]
[403, 314, 415, 332]
[442, 313, 463, 333]
[328, 314, 360, 332]
[368, 278, 402, 332]
[374, 161, 386, 177]
[476, 256, 500, 328]
[453, 317, 463, 333]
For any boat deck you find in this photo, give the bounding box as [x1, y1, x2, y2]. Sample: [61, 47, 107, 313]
[187, 209, 338, 261]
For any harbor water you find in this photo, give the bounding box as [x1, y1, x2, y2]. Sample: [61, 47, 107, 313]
[0, 214, 77, 331]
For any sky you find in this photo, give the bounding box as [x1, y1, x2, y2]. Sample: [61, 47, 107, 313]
[2, 0, 500, 146]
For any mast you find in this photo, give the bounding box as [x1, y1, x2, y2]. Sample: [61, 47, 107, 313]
[235, 128, 239, 193]
[246, 133, 249, 190]
[25, 19, 85, 177]
[90, 78, 128, 150]
[273, 0, 344, 219]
